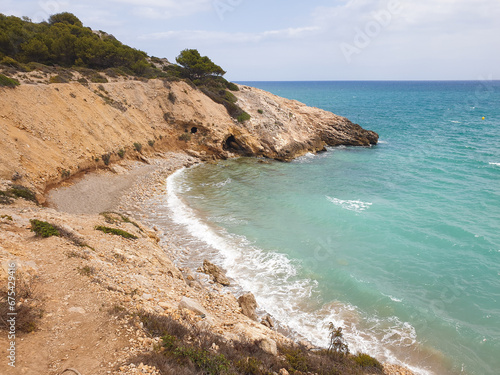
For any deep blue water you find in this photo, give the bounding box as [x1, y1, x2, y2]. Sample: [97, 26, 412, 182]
[166, 81, 500, 375]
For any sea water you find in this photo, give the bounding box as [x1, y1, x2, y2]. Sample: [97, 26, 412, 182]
[164, 81, 500, 375]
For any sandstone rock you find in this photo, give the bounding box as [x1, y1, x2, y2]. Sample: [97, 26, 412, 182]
[68, 307, 86, 314]
[258, 338, 277, 356]
[279, 369, 290, 375]
[110, 165, 127, 174]
[158, 301, 172, 310]
[238, 292, 258, 321]
[199, 259, 230, 286]
[298, 340, 315, 351]
[179, 296, 208, 317]
[232, 323, 277, 355]
[261, 314, 274, 328]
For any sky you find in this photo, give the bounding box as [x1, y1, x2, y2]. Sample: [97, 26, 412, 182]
[1, 0, 500, 81]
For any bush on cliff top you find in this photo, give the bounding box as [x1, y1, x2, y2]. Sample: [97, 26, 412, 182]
[0, 73, 20, 87]
[0, 12, 247, 120]
[0, 13, 153, 76]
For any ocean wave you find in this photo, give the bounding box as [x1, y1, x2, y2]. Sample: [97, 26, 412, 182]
[207, 216, 249, 226]
[201, 178, 233, 187]
[489, 162, 500, 167]
[166, 169, 430, 375]
[382, 293, 403, 303]
[294, 152, 317, 164]
[326, 196, 372, 212]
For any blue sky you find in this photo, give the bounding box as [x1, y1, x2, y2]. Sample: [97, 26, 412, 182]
[2, 0, 500, 81]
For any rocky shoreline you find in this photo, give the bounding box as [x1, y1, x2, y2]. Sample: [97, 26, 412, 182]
[44, 151, 415, 375]
[0, 75, 418, 374]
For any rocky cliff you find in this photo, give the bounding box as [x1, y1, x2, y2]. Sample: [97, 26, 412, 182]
[0, 77, 377, 197]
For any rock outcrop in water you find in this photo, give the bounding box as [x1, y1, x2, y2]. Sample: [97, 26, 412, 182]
[199, 259, 230, 286]
[0, 76, 377, 196]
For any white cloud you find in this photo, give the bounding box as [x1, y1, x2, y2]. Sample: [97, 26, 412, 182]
[140, 26, 321, 44]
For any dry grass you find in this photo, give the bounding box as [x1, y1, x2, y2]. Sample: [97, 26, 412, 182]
[0, 273, 44, 334]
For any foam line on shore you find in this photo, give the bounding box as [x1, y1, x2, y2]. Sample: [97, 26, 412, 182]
[165, 166, 432, 375]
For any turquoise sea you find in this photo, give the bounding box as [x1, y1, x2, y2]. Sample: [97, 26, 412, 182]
[161, 81, 500, 375]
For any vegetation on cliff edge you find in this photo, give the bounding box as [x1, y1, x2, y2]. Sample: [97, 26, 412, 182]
[129, 310, 383, 375]
[0, 12, 248, 119]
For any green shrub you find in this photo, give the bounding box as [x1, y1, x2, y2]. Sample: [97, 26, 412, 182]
[227, 82, 239, 91]
[49, 75, 68, 84]
[89, 73, 108, 83]
[102, 153, 111, 166]
[237, 112, 251, 123]
[117, 149, 125, 158]
[0, 73, 20, 87]
[61, 169, 70, 178]
[95, 225, 137, 239]
[178, 133, 191, 142]
[159, 332, 230, 375]
[258, 109, 264, 114]
[168, 91, 176, 104]
[353, 353, 383, 371]
[282, 347, 309, 372]
[100, 211, 142, 231]
[77, 77, 88, 85]
[30, 219, 60, 238]
[148, 140, 155, 147]
[0, 191, 13, 204]
[0, 56, 22, 69]
[133, 142, 142, 152]
[9, 185, 37, 203]
[224, 90, 237, 103]
[235, 357, 264, 375]
[174, 346, 230, 375]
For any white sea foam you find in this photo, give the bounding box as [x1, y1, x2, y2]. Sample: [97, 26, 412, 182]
[489, 162, 500, 167]
[382, 293, 403, 303]
[326, 196, 372, 212]
[201, 178, 232, 187]
[166, 168, 431, 375]
[207, 216, 248, 226]
[294, 152, 322, 164]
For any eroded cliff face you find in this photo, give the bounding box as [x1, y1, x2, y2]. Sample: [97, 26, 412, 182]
[232, 85, 378, 160]
[0, 78, 378, 193]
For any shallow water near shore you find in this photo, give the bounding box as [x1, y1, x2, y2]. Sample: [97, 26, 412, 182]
[160, 81, 500, 375]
